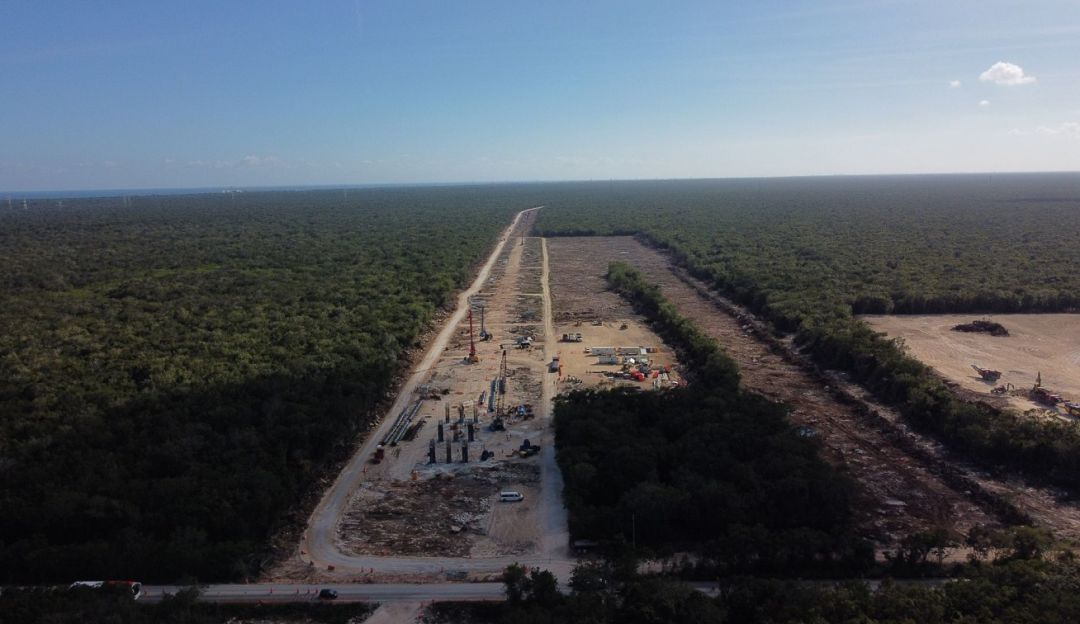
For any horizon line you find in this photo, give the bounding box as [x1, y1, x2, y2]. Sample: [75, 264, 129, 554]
[5, 169, 1080, 200]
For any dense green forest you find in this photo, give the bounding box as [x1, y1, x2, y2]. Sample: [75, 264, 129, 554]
[0, 187, 540, 583]
[534, 174, 1080, 492]
[553, 263, 867, 575]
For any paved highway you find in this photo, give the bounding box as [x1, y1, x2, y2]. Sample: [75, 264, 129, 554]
[141, 582, 505, 604]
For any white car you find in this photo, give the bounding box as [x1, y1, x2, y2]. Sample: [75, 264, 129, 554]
[498, 490, 524, 502]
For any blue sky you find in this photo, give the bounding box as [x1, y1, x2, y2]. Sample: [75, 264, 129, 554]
[1, 1, 1078, 191]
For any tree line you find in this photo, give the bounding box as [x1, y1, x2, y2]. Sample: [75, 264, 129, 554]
[532, 174, 1080, 494]
[553, 263, 869, 577]
[0, 186, 543, 583]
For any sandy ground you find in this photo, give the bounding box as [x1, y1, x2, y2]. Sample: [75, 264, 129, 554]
[546, 239, 682, 395]
[862, 314, 1080, 417]
[546, 237, 1006, 545]
[333, 227, 555, 561]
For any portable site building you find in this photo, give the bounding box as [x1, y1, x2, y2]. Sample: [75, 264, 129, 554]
[589, 346, 616, 356]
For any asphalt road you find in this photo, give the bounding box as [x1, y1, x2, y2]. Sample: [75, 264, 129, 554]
[140, 582, 505, 604]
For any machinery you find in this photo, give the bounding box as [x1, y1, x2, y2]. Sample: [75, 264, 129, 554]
[971, 364, 1002, 382]
[1030, 372, 1062, 406]
[991, 383, 1015, 396]
[496, 350, 509, 415]
[465, 309, 480, 364]
[478, 304, 491, 341]
[1065, 402, 1080, 417]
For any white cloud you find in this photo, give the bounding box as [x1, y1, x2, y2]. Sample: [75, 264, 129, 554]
[1036, 122, 1080, 138]
[949, 80, 961, 88]
[979, 61, 1036, 86]
[978, 99, 991, 107]
[185, 155, 286, 169]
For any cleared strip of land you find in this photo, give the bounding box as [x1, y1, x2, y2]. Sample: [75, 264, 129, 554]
[862, 314, 1080, 416]
[548, 236, 1080, 548]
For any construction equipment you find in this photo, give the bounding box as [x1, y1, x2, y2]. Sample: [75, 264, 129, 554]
[991, 383, 1015, 396]
[370, 445, 386, 464]
[465, 309, 480, 364]
[1030, 372, 1062, 406]
[496, 350, 509, 416]
[1032, 386, 1062, 406]
[478, 304, 491, 341]
[971, 364, 1002, 382]
[518, 439, 541, 458]
[1065, 402, 1080, 417]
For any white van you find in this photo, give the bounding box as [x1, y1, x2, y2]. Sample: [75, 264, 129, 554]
[499, 490, 524, 502]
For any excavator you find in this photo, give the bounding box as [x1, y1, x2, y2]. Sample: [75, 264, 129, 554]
[1029, 372, 1063, 406]
[971, 364, 1002, 382]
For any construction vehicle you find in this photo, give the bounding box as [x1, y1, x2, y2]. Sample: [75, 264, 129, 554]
[1065, 402, 1080, 417]
[518, 439, 541, 458]
[478, 304, 492, 341]
[971, 364, 1002, 382]
[370, 445, 386, 464]
[465, 309, 480, 364]
[1032, 386, 1062, 406]
[991, 383, 1015, 396]
[1030, 372, 1062, 406]
[496, 350, 509, 415]
[560, 332, 583, 342]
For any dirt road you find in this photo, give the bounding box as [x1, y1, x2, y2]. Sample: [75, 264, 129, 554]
[289, 208, 574, 581]
[545, 237, 1007, 545]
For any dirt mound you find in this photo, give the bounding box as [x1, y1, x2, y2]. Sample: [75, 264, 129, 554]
[952, 320, 1009, 336]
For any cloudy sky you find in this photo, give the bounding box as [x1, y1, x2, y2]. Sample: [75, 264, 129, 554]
[1, 0, 1078, 191]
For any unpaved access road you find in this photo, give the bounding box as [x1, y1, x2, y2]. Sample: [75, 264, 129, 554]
[546, 237, 1012, 546]
[278, 208, 575, 583]
[571, 236, 1080, 545]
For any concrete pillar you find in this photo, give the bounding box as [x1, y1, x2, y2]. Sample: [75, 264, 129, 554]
[461, 442, 469, 463]
[468, 422, 475, 442]
[445, 441, 452, 464]
[437, 422, 444, 442]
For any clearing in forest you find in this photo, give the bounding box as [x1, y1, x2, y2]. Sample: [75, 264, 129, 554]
[546, 237, 1014, 547]
[862, 314, 1080, 419]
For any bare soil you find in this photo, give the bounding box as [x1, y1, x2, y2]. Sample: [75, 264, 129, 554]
[862, 314, 1080, 418]
[338, 464, 540, 557]
[547, 237, 1009, 546]
[546, 238, 682, 394]
[335, 213, 556, 559]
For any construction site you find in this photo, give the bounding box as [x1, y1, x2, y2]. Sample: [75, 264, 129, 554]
[328, 217, 558, 563]
[547, 236, 1080, 550]
[264, 213, 687, 584]
[268, 216, 1080, 587]
[862, 314, 1080, 420]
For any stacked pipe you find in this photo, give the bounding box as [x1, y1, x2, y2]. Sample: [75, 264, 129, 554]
[382, 399, 424, 446]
